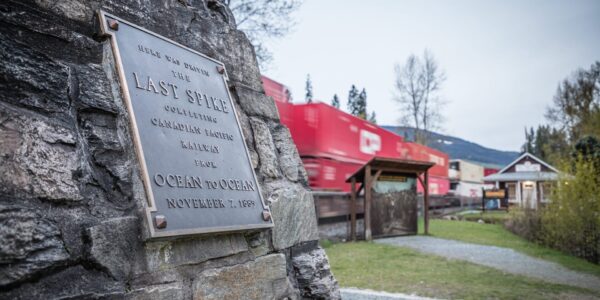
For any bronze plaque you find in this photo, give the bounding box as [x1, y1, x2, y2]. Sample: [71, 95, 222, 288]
[98, 11, 273, 237]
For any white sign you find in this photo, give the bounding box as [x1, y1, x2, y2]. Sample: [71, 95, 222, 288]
[515, 161, 541, 172]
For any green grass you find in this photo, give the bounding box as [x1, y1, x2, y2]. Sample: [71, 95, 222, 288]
[419, 218, 600, 278]
[460, 210, 510, 224]
[324, 242, 599, 299]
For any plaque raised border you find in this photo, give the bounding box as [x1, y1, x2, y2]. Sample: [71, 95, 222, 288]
[97, 10, 274, 238]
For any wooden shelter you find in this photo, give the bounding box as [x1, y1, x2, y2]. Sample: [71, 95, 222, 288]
[346, 157, 435, 241]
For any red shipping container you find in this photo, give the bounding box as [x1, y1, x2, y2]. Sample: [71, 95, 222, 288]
[302, 158, 362, 192]
[261, 76, 295, 129]
[401, 142, 449, 178]
[290, 103, 406, 164]
[416, 175, 450, 196]
[261, 76, 290, 104]
[484, 168, 499, 177]
[261, 77, 449, 190]
[274, 100, 295, 130]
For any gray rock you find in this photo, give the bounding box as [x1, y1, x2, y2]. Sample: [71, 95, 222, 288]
[235, 85, 280, 121]
[0, 105, 82, 202]
[0, 265, 125, 300]
[0, 3, 102, 64]
[34, 0, 95, 23]
[250, 117, 280, 178]
[126, 282, 184, 300]
[86, 216, 139, 280]
[192, 254, 297, 300]
[249, 148, 260, 169]
[233, 100, 260, 168]
[272, 125, 305, 182]
[245, 231, 271, 258]
[292, 246, 341, 299]
[76, 63, 119, 114]
[142, 234, 248, 272]
[0, 204, 70, 287]
[0, 1, 339, 298]
[188, 27, 264, 92]
[0, 32, 71, 121]
[264, 180, 319, 250]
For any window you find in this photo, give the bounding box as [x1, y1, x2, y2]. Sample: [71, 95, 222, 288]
[507, 183, 516, 202]
[542, 181, 554, 202]
[450, 161, 460, 170]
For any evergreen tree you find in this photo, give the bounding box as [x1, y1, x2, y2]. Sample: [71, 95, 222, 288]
[305, 74, 313, 103]
[368, 111, 377, 124]
[572, 136, 600, 173]
[347, 85, 360, 115]
[347, 86, 369, 120]
[545, 128, 570, 164]
[356, 88, 367, 119]
[522, 127, 535, 153]
[521, 125, 570, 164]
[331, 94, 340, 108]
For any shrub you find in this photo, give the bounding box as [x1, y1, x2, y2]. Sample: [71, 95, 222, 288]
[504, 208, 543, 242]
[542, 159, 600, 264]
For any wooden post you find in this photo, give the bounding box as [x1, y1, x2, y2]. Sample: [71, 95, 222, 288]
[364, 165, 372, 241]
[482, 188, 485, 212]
[424, 171, 429, 235]
[536, 181, 541, 210]
[350, 177, 357, 241]
[370, 170, 383, 186]
[505, 188, 509, 212]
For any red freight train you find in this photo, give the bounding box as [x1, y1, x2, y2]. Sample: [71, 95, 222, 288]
[290, 103, 408, 165]
[262, 76, 450, 195]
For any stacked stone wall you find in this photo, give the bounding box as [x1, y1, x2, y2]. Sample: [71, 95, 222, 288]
[0, 1, 340, 298]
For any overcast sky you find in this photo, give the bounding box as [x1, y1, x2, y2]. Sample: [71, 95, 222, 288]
[263, 0, 600, 152]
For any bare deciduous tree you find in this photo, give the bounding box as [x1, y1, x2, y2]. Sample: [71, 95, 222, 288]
[223, 0, 302, 69]
[546, 61, 600, 143]
[393, 50, 446, 145]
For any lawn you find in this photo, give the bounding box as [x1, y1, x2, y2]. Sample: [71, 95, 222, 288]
[324, 241, 599, 299]
[458, 210, 510, 224]
[419, 218, 600, 278]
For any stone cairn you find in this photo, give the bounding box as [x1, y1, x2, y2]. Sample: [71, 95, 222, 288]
[0, 1, 340, 298]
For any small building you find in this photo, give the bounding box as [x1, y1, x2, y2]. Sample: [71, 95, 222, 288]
[483, 153, 559, 209]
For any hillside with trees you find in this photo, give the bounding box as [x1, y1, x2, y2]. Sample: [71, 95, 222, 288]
[383, 126, 519, 166]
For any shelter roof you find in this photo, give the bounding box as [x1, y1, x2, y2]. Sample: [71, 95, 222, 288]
[346, 157, 434, 183]
[498, 152, 559, 174]
[483, 171, 559, 182]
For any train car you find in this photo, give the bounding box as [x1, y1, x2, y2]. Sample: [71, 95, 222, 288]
[289, 102, 407, 164]
[484, 167, 499, 177]
[262, 76, 451, 196]
[416, 175, 450, 196]
[449, 159, 484, 183]
[403, 142, 449, 178]
[261, 76, 290, 104]
[302, 157, 362, 192]
[262, 77, 296, 128]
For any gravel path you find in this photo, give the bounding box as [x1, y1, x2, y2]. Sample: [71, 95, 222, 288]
[376, 236, 600, 292]
[341, 288, 440, 300]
